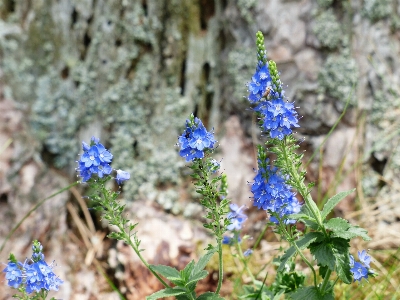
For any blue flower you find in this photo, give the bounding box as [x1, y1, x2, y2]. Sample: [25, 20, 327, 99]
[254, 98, 299, 140]
[3, 241, 63, 293]
[178, 116, 216, 162]
[226, 203, 248, 231]
[247, 64, 273, 103]
[350, 251, 372, 282]
[3, 262, 23, 288]
[251, 160, 301, 224]
[116, 169, 130, 185]
[244, 249, 253, 257]
[77, 137, 113, 182]
[222, 235, 241, 245]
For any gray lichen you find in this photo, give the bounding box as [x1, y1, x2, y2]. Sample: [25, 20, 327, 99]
[318, 53, 358, 106]
[362, 0, 391, 22]
[313, 10, 342, 49]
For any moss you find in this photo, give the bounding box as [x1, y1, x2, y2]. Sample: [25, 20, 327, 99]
[313, 10, 342, 49]
[362, 0, 391, 22]
[318, 53, 358, 105]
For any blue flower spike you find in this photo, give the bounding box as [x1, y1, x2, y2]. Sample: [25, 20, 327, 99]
[2, 240, 63, 294]
[178, 114, 216, 162]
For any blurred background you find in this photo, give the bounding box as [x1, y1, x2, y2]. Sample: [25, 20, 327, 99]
[0, 0, 399, 299]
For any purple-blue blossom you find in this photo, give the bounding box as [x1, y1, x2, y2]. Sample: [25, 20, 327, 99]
[178, 116, 216, 162]
[251, 159, 301, 224]
[77, 137, 113, 182]
[350, 250, 372, 282]
[116, 169, 130, 185]
[3, 241, 63, 294]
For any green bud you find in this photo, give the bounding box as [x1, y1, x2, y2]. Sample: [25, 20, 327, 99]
[256, 31, 268, 66]
[268, 60, 283, 96]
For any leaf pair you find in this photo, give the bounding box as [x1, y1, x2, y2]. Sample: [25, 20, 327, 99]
[147, 249, 222, 300]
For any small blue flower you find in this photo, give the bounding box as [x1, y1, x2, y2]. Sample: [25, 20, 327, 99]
[244, 249, 253, 257]
[222, 235, 241, 245]
[178, 116, 216, 162]
[77, 137, 113, 182]
[358, 250, 371, 268]
[3, 262, 23, 288]
[247, 64, 273, 103]
[351, 261, 368, 282]
[251, 159, 301, 224]
[350, 251, 372, 282]
[116, 169, 130, 185]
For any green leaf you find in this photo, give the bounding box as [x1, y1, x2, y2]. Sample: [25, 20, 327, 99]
[197, 292, 225, 300]
[309, 241, 335, 271]
[324, 217, 350, 232]
[321, 189, 355, 220]
[303, 219, 320, 230]
[290, 286, 333, 300]
[278, 232, 324, 271]
[182, 260, 195, 281]
[332, 225, 371, 241]
[150, 264, 180, 280]
[192, 248, 217, 276]
[187, 270, 209, 287]
[331, 238, 351, 284]
[146, 287, 187, 300]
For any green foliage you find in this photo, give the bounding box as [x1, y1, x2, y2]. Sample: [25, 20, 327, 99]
[321, 189, 355, 219]
[148, 249, 217, 299]
[256, 31, 268, 66]
[290, 286, 333, 300]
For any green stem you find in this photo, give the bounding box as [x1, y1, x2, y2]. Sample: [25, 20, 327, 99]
[215, 229, 224, 294]
[281, 139, 329, 238]
[319, 269, 332, 295]
[0, 181, 80, 253]
[100, 185, 169, 288]
[253, 222, 268, 250]
[236, 242, 256, 283]
[280, 223, 318, 288]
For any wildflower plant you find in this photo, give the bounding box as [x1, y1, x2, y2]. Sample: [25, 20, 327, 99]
[238, 31, 376, 299]
[2, 240, 63, 300]
[2, 31, 378, 300]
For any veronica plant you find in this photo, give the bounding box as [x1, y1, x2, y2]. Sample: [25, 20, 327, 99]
[2, 240, 63, 300]
[238, 31, 376, 300]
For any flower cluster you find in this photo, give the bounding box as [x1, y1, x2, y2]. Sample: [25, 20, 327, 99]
[251, 160, 301, 224]
[77, 137, 113, 182]
[77, 137, 130, 185]
[3, 241, 63, 294]
[178, 115, 216, 162]
[350, 250, 372, 282]
[247, 55, 299, 140]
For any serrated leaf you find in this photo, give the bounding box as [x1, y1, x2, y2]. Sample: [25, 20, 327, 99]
[303, 219, 319, 230]
[290, 286, 333, 300]
[321, 189, 355, 220]
[332, 225, 371, 241]
[150, 265, 180, 280]
[309, 241, 335, 271]
[278, 232, 324, 272]
[182, 260, 195, 281]
[187, 270, 208, 287]
[192, 248, 217, 276]
[288, 213, 311, 221]
[331, 238, 351, 284]
[324, 217, 350, 232]
[196, 292, 225, 300]
[146, 287, 187, 300]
